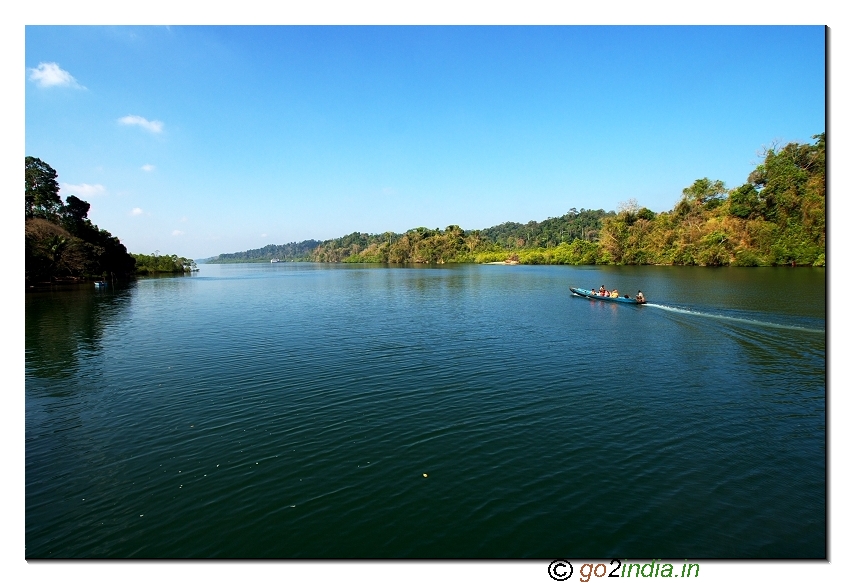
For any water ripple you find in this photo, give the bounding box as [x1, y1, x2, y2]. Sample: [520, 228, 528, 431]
[26, 264, 825, 558]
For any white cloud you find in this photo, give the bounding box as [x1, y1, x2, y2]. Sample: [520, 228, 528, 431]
[141, 164, 155, 172]
[172, 230, 184, 236]
[28, 62, 84, 88]
[119, 115, 163, 133]
[261, 233, 268, 238]
[132, 208, 144, 215]
[61, 183, 106, 197]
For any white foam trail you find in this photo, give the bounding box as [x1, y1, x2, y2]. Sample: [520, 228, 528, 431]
[647, 303, 824, 334]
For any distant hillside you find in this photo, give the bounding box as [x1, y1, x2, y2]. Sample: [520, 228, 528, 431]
[204, 210, 610, 264]
[205, 241, 321, 263]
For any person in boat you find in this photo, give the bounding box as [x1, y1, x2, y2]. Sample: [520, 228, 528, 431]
[599, 285, 606, 296]
[610, 289, 619, 298]
[590, 288, 597, 295]
[636, 290, 645, 303]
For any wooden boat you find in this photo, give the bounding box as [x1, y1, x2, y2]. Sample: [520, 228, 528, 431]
[569, 287, 646, 304]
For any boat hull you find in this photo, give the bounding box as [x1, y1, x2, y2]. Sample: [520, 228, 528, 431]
[569, 287, 645, 304]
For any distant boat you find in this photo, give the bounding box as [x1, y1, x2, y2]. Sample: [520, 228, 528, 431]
[94, 281, 107, 289]
[270, 258, 280, 263]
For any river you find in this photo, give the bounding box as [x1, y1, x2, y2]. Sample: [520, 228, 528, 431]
[25, 263, 825, 558]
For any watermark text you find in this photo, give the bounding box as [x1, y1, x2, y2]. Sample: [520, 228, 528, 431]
[548, 559, 700, 581]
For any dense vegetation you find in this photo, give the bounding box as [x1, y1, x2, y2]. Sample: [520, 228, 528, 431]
[209, 241, 321, 263]
[597, 133, 826, 267]
[208, 133, 825, 268]
[132, 253, 198, 274]
[26, 157, 137, 284]
[206, 213, 613, 264]
[479, 209, 613, 248]
[25, 157, 195, 285]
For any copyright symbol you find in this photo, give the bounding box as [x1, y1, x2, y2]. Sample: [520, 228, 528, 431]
[548, 559, 573, 581]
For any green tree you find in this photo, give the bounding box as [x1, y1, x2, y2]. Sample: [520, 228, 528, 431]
[681, 177, 727, 210]
[60, 195, 92, 235]
[25, 156, 63, 220]
[728, 183, 763, 219]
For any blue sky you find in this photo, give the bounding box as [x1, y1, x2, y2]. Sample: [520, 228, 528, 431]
[25, 25, 825, 259]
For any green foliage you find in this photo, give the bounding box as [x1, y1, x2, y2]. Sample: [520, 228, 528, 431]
[208, 240, 321, 263]
[728, 184, 763, 219]
[479, 209, 613, 248]
[475, 250, 510, 263]
[248, 210, 615, 266]
[681, 177, 728, 207]
[592, 134, 824, 267]
[132, 253, 198, 274]
[757, 135, 824, 223]
[636, 207, 656, 221]
[25, 156, 63, 220]
[733, 250, 763, 267]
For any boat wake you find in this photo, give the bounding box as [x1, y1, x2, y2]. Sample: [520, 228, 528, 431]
[647, 303, 824, 334]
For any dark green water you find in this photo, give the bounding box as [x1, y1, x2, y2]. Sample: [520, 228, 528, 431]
[25, 264, 825, 558]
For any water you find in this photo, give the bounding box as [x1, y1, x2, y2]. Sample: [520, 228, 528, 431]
[25, 263, 826, 558]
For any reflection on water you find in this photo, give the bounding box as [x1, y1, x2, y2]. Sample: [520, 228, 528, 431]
[25, 282, 135, 384]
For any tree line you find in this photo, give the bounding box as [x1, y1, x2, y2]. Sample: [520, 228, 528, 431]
[25, 157, 196, 285]
[208, 133, 824, 267]
[207, 212, 614, 264]
[597, 133, 825, 266]
[209, 241, 321, 263]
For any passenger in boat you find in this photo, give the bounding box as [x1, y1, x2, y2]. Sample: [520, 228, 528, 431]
[599, 285, 606, 295]
[590, 288, 597, 295]
[636, 290, 645, 303]
[610, 289, 619, 298]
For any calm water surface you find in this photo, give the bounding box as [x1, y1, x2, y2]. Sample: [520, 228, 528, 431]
[25, 263, 825, 558]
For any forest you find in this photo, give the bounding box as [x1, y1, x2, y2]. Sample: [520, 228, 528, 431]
[132, 253, 198, 274]
[208, 133, 825, 267]
[210, 241, 321, 263]
[25, 156, 196, 285]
